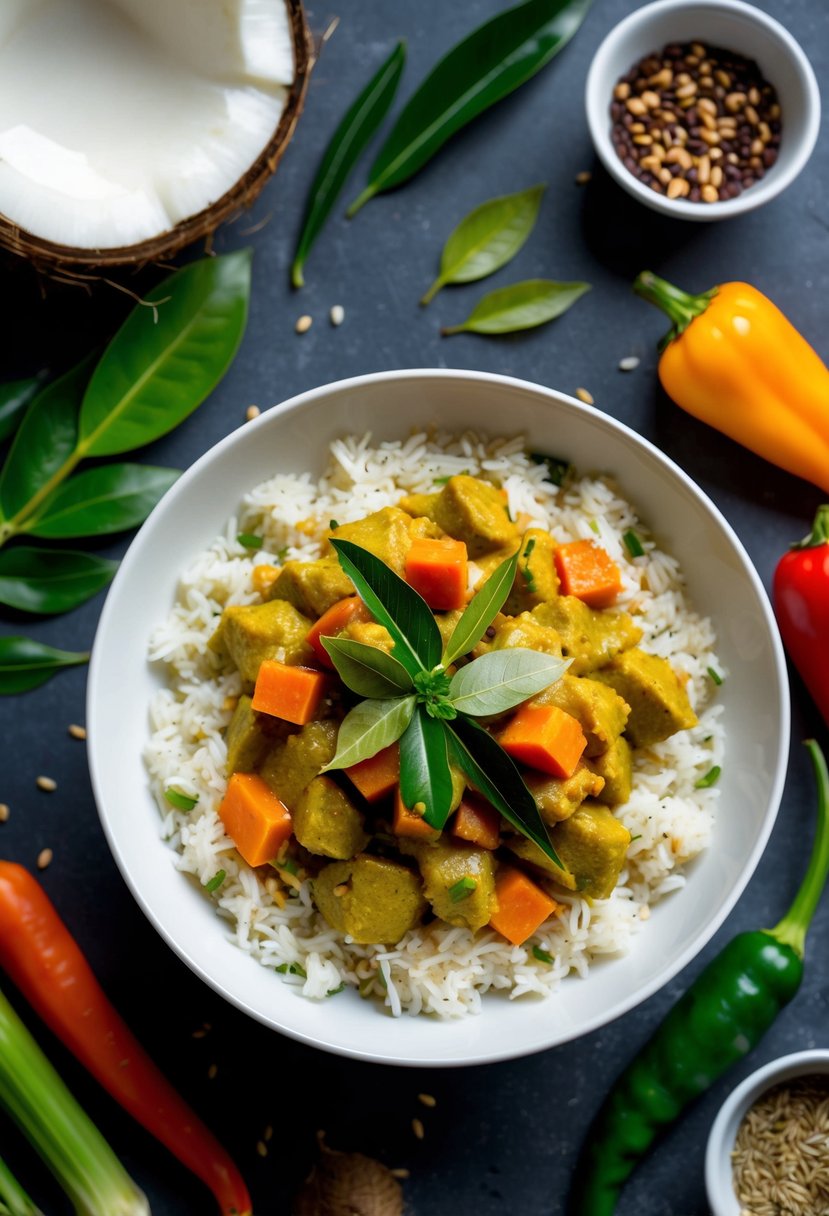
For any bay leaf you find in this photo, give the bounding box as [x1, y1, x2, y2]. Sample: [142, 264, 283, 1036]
[0, 547, 118, 615]
[442, 279, 590, 336]
[23, 464, 179, 539]
[0, 636, 89, 694]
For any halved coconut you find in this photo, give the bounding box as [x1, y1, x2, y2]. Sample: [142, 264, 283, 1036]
[0, 0, 311, 271]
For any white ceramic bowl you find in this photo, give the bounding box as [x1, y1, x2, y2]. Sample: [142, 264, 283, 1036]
[585, 0, 821, 221]
[706, 1048, 829, 1214]
[87, 370, 790, 1066]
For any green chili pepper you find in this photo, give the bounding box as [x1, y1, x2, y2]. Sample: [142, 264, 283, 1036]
[569, 738, 829, 1216]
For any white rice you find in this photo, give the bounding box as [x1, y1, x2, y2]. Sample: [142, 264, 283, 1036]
[145, 432, 724, 1019]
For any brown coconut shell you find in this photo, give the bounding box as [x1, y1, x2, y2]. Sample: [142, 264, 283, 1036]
[0, 0, 313, 277]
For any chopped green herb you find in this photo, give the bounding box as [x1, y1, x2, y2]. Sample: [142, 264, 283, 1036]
[532, 945, 553, 964]
[237, 533, 263, 549]
[275, 962, 307, 978]
[629, 834, 642, 843]
[329, 519, 339, 531]
[449, 876, 477, 902]
[623, 529, 645, 559]
[276, 546, 289, 562]
[588, 519, 600, 534]
[523, 538, 537, 561]
[164, 787, 198, 811]
[326, 982, 346, 997]
[520, 538, 537, 592]
[273, 857, 299, 876]
[530, 452, 570, 487]
[707, 666, 724, 686]
[695, 765, 721, 789]
[203, 869, 226, 893]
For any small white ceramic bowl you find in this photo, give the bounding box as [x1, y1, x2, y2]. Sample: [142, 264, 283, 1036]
[585, 0, 821, 221]
[706, 1048, 829, 1214]
[87, 370, 790, 1066]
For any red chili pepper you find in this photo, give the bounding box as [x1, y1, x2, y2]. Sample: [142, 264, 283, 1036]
[773, 505, 829, 727]
[0, 862, 251, 1216]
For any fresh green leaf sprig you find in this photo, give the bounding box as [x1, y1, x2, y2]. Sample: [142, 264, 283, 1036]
[321, 539, 569, 864]
[442, 279, 591, 337]
[0, 250, 253, 694]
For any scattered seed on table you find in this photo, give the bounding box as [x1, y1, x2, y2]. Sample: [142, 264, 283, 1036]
[576, 387, 594, 405]
[37, 848, 53, 870]
[329, 304, 345, 326]
[0, 804, 9, 824]
[36, 776, 57, 792]
[208, 1063, 218, 1080]
[619, 356, 640, 372]
[295, 314, 313, 335]
[412, 1118, 425, 1140]
[246, 405, 261, 421]
[256, 1141, 268, 1158]
[417, 1093, 437, 1108]
[68, 724, 87, 741]
[390, 1168, 411, 1179]
[575, 170, 592, 185]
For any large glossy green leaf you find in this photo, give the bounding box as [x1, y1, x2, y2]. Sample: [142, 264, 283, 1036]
[0, 636, 89, 694]
[0, 372, 48, 444]
[442, 279, 590, 336]
[292, 42, 405, 287]
[400, 705, 454, 828]
[449, 649, 570, 716]
[23, 464, 179, 539]
[329, 539, 441, 676]
[322, 636, 413, 699]
[78, 251, 252, 457]
[323, 695, 416, 771]
[0, 356, 95, 521]
[442, 548, 519, 667]
[0, 547, 118, 615]
[422, 185, 545, 305]
[348, 0, 592, 214]
[448, 714, 561, 866]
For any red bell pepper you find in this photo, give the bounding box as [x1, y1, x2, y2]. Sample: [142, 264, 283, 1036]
[773, 505, 829, 726]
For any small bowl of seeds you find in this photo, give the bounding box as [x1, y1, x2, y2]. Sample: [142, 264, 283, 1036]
[585, 0, 820, 220]
[705, 1049, 829, 1215]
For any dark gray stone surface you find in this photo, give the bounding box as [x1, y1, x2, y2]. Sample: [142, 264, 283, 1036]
[1, 1, 828, 1213]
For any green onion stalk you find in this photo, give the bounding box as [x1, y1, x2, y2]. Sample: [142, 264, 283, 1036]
[0, 1155, 43, 1216]
[0, 986, 148, 1216]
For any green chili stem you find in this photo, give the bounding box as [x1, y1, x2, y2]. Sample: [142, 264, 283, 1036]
[0, 987, 148, 1216]
[794, 505, 829, 549]
[632, 271, 717, 345]
[769, 740, 829, 958]
[0, 1154, 43, 1216]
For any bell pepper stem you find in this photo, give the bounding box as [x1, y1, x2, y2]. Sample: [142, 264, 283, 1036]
[769, 739, 829, 958]
[633, 270, 717, 345]
[794, 504, 829, 549]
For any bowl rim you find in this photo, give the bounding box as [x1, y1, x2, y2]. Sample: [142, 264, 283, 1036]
[584, 0, 822, 222]
[705, 1048, 829, 1214]
[87, 368, 791, 1066]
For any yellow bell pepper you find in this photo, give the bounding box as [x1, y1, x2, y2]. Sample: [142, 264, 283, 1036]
[634, 271, 829, 494]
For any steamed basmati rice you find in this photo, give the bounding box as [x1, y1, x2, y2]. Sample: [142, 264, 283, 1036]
[144, 432, 724, 1018]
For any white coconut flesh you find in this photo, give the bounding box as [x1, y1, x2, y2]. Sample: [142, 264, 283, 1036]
[0, 0, 296, 250]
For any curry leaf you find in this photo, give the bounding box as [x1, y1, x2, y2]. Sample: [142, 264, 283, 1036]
[22, 464, 179, 539]
[442, 548, 520, 667]
[348, 0, 591, 215]
[449, 649, 570, 716]
[400, 704, 455, 828]
[78, 250, 252, 457]
[321, 636, 413, 699]
[0, 636, 89, 694]
[323, 694, 416, 771]
[422, 185, 545, 305]
[329, 539, 440, 676]
[442, 279, 590, 336]
[292, 42, 406, 287]
[0, 372, 48, 444]
[0, 356, 95, 521]
[448, 714, 561, 866]
[0, 548, 118, 615]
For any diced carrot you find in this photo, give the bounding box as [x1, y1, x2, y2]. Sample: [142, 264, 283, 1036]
[498, 704, 586, 778]
[392, 786, 440, 840]
[554, 539, 622, 608]
[404, 537, 468, 610]
[251, 660, 326, 725]
[305, 595, 371, 666]
[251, 564, 281, 596]
[451, 793, 501, 850]
[219, 772, 292, 868]
[489, 865, 558, 946]
[346, 743, 400, 803]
